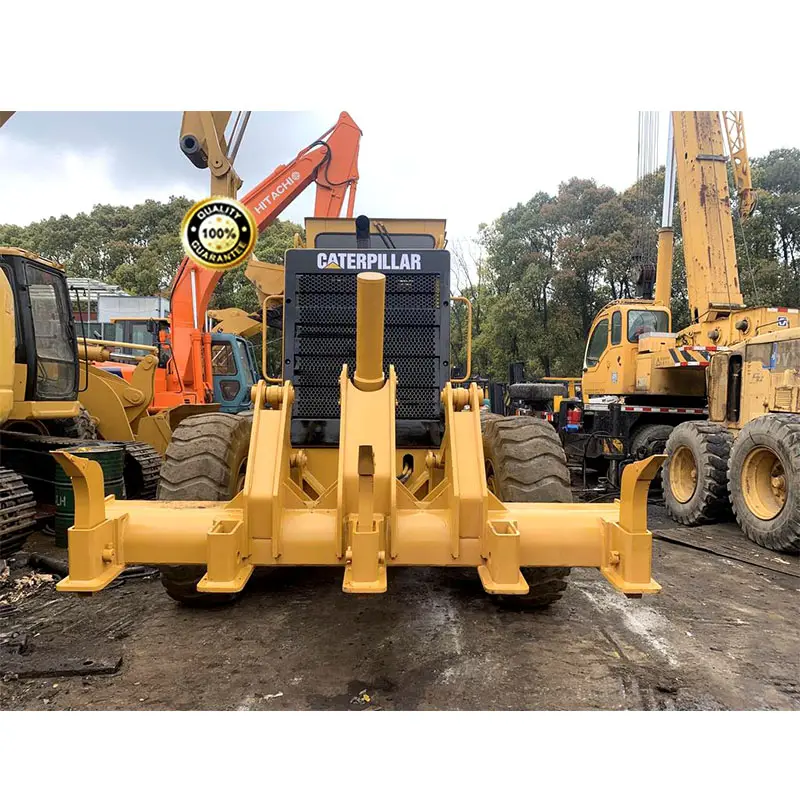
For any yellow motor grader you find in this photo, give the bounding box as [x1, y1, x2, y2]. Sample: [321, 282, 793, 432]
[53, 215, 665, 608]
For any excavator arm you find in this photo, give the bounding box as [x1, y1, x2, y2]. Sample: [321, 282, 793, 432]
[171, 111, 362, 398]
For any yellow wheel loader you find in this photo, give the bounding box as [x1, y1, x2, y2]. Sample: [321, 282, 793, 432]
[53, 216, 665, 610]
[0, 247, 173, 555]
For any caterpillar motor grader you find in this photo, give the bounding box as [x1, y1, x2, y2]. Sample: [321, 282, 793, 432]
[50, 110, 664, 608]
[52, 210, 667, 608]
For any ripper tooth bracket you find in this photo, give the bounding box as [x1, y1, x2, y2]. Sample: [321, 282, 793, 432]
[198, 519, 254, 593]
[51, 452, 125, 593]
[478, 519, 529, 595]
[601, 454, 665, 596]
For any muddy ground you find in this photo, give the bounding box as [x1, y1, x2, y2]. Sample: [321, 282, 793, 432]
[0, 505, 798, 711]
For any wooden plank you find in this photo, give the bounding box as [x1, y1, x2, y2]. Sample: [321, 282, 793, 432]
[0, 655, 122, 679]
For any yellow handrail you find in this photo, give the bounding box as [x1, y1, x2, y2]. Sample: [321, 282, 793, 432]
[261, 295, 285, 384]
[450, 296, 472, 384]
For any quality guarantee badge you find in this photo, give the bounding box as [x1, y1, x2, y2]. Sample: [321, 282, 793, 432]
[181, 197, 257, 270]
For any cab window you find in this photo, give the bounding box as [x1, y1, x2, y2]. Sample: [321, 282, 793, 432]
[211, 342, 236, 376]
[585, 319, 609, 367]
[315, 232, 436, 248]
[26, 262, 77, 400]
[628, 309, 669, 342]
[611, 311, 622, 345]
[746, 342, 773, 367]
[774, 339, 800, 371]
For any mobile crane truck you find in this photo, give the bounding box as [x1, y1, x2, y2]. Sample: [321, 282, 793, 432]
[517, 112, 800, 553]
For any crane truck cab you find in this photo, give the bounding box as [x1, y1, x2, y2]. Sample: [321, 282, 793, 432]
[581, 299, 671, 398]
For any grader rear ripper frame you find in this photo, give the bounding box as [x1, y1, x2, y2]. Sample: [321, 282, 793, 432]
[54, 240, 664, 605]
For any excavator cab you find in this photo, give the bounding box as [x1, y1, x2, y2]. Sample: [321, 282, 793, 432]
[0, 248, 80, 416]
[210, 332, 260, 413]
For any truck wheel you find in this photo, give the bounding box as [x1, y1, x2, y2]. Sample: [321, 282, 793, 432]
[728, 413, 800, 554]
[43, 407, 97, 440]
[157, 413, 252, 606]
[482, 416, 572, 609]
[630, 423, 675, 493]
[663, 421, 732, 526]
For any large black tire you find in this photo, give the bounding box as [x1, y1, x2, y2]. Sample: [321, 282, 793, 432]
[157, 413, 252, 606]
[507, 382, 564, 409]
[42, 407, 97, 440]
[663, 421, 732, 526]
[728, 413, 800, 554]
[630, 423, 674, 461]
[629, 422, 675, 493]
[479, 411, 504, 433]
[482, 416, 572, 609]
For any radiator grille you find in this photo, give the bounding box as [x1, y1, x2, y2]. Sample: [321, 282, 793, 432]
[289, 272, 443, 421]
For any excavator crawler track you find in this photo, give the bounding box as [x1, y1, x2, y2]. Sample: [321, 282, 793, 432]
[121, 442, 162, 501]
[0, 468, 36, 558]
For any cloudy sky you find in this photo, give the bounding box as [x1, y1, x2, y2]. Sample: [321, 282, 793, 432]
[3, 109, 800, 248]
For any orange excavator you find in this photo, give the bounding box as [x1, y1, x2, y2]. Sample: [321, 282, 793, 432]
[106, 111, 362, 412]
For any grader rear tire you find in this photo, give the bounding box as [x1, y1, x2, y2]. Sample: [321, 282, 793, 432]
[662, 421, 732, 526]
[728, 413, 800, 554]
[482, 416, 572, 609]
[157, 413, 252, 607]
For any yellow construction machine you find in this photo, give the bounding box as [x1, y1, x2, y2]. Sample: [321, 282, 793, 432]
[52, 213, 666, 609]
[537, 111, 800, 553]
[697, 326, 800, 552]
[0, 246, 172, 555]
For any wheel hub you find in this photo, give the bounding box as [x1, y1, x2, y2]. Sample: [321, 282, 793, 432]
[670, 445, 698, 504]
[743, 446, 787, 520]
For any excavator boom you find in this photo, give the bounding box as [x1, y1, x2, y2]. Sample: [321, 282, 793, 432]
[169, 111, 362, 401]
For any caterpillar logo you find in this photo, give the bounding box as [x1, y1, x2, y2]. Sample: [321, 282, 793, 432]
[317, 252, 422, 271]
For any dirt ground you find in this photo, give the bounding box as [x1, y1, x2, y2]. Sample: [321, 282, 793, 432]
[1, 505, 798, 711]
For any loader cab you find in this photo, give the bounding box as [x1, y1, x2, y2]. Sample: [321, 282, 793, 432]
[0, 248, 80, 410]
[210, 332, 260, 413]
[582, 301, 670, 398]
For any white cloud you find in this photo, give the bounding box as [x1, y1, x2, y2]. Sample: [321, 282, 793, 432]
[0, 135, 202, 225]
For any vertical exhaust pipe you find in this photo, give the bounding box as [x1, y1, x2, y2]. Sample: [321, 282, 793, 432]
[353, 272, 385, 391]
[356, 214, 371, 249]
